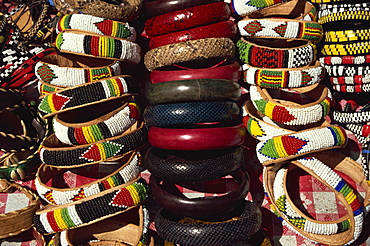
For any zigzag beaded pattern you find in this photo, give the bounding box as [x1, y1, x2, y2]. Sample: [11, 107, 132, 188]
[324, 29, 370, 43]
[35, 152, 141, 205]
[323, 64, 370, 77]
[320, 55, 370, 65]
[231, 0, 287, 16]
[322, 41, 370, 56]
[33, 179, 148, 234]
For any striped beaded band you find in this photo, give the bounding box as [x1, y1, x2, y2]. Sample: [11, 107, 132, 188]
[242, 61, 324, 89]
[324, 29, 370, 43]
[333, 110, 370, 124]
[56, 14, 136, 41]
[318, 3, 370, 25]
[40, 121, 147, 168]
[238, 19, 323, 42]
[35, 53, 122, 87]
[230, 0, 288, 17]
[237, 38, 316, 68]
[249, 84, 332, 126]
[53, 102, 140, 145]
[55, 30, 141, 63]
[319, 55, 370, 65]
[33, 177, 149, 235]
[35, 151, 141, 205]
[329, 75, 370, 85]
[331, 84, 370, 93]
[38, 75, 139, 118]
[323, 64, 370, 77]
[321, 41, 370, 56]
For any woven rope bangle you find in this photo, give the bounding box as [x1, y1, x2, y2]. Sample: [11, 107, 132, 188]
[319, 54, 370, 65]
[40, 121, 147, 168]
[144, 38, 235, 71]
[324, 29, 370, 43]
[237, 38, 316, 68]
[35, 150, 141, 205]
[55, 30, 141, 64]
[321, 41, 370, 56]
[323, 64, 370, 77]
[33, 177, 149, 235]
[242, 61, 324, 89]
[331, 84, 370, 93]
[0, 180, 40, 239]
[38, 75, 139, 118]
[35, 53, 122, 87]
[238, 19, 323, 42]
[0, 88, 24, 112]
[56, 14, 136, 41]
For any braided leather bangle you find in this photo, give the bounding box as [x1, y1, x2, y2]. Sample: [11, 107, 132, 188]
[149, 60, 242, 84]
[144, 2, 230, 37]
[242, 61, 324, 89]
[323, 64, 370, 77]
[0, 88, 23, 112]
[144, 146, 243, 182]
[331, 84, 370, 93]
[321, 41, 370, 56]
[155, 200, 262, 245]
[56, 14, 136, 41]
[148, 124, 246, 150]
[55, 30, 141, 63]
[324, 29, 370, 43]
[40, 121, 147, 168]
[33, 177, 148, 235]
[237, 38, 316, 68]
[330, 75, 370, 85]
[38, 75, 139, 118]
[35, 53, 122, 87]
[144, 38, 235, 71]
[35, 150, 141, 205]
[320, 54, 370, 65]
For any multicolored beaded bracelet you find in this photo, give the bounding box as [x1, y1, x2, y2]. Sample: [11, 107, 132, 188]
[33, 177, 149, 235]
[35, 150, 141, 205]
[38, 75, 139, 118]
[56, 14, 137, 41]
[321, 41, 370, 56]
[237, 38, 316, 68]
[331, 84, 370, 93]
[55, 30, 141, 64]
[318, 5, 370, 25]
[238, 19, 323, 42]
[40, 121, 147, 168]
[35, 53, 122, 87]
[249, 83, 332, 126]
[329, 75, 370, 85]
[242, 61, 324, 89]
[231, 0, 288, 17]
[323, 64, 370, 77]
[319, 54, 370, 65]
[324, 29, 370, 43]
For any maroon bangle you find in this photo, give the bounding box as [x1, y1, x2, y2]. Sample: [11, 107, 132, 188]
[330, 75, 369, 85]
[149, 20, 237, 49]
[148, 124, 246, 150]
[144, 2, 231, 37]
[150, 60, 242, 84]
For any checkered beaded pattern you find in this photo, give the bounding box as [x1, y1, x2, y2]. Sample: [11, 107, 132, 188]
[324, 29, 370, 43]
[322, 41, 370, 56]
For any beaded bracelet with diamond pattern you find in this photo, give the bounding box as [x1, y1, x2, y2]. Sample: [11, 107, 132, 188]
[331, 84, 370, 93]
[249, 84, 332, 126]
[38, 75, 139, 118]
[238, 19, 323, 42]
[320, 55, 370, 65]
[35, 150, 141, 205]
[55, 30, 141, 64]
[321, 41, 370, 56]
[33, 177, 148, 235]
[324, 29, 370, 43]
[330, 75, 370, 85]
[237, 38, 316, 68]
[242, 61, 324, 89]
[323, 64, 370, 77]
[56, 14, 136, 41]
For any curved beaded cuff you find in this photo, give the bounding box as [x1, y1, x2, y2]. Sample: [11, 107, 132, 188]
[320, 55, 370, 65]
[35, 53, 122, 87]
[323, 64, 370, 77]
[318, 3, 370, 24]
[231, 0, 287, 17]
[237, 38, 316, 68]
[249, 84, 332, 126]
[33, 177, 149, 235]
[324, 29, 370, 43]
[56, 14, 137, 41]
[35, 151, 141, 205]
[331, 84, 370, 93]
[55, 30, 141, 63]
[40, 121, 147, 168]
[38, 76, 139, 118]
[242, 61, 324, 89]
[53, 102, 140, 145]
[330, 75, 370, 85]
[321, 41, 370, 56]
[238, 19, 323, 42]
[333, 110, 370, 124]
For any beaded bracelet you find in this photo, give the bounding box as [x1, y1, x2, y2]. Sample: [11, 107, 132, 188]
[40, 121, 147, 168]
[321, 41, 370, 56]
[38, 75, 139, 118]
[35, 150, 141, 205]
[324, 29, 370, 43]
[249, 83, 332, 126]
[237, 38, 316, 68]
[318, 3, 370, 25]
[231, 0, 287, 17]
[333, 109, 370, 124]
[242, 61, 324, 89]
[33, 177, 149, 234]
[56, 14, 136, 41]
[319, 54, 370, 65]
[323, 64, 370, 77]
[330, 75, 370, 85]
[238, 19, 323, 42]
[35, 53, 122, 87]
[55, 30, 141, 63]
[331, 84, 370, 93]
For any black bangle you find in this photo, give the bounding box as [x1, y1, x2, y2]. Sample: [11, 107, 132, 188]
[144, 146, 244, 182]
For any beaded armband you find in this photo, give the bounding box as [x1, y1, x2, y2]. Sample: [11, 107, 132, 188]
[320, 55, 370, 65]
[237, 38, 316, 68]
[56, 14, 136, 41]
[324, 29, 370, 43]
[323, 64, 370, 77]
[55, 30, 141, 64]
[35, 151, 141, 205]
[33, 177, 149, 234]
[331, 84, 370, 93]
[333, 110, 370, 124]
[242, 61, 324, 89]
[330, 75, 370, 85]
[38, 76, 139, 118]
[318, 3, 370, 24]
[322, 41, 370, 56]
[231, 0, 286, 17]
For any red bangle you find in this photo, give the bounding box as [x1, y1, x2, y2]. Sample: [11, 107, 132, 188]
[330, 75, 369, 85]
[149, 60, 242, 84]
[149, 20, 237, 49]
[148, 124, 246, 150]
[144, 2, 231, 37]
